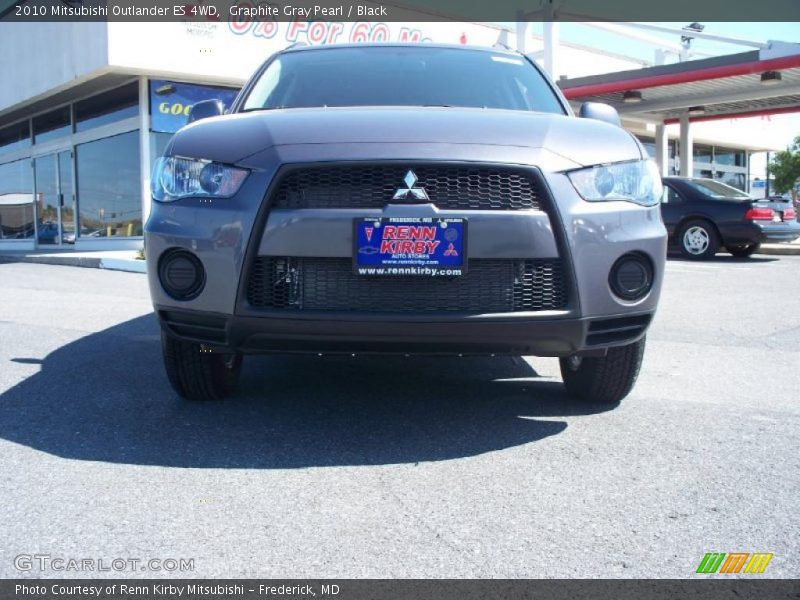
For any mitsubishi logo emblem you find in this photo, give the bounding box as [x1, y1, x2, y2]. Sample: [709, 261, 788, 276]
[393, 170, 429, 201]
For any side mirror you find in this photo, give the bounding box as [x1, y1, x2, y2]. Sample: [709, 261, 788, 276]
[187, 99, 225, 124]
[579, 102, 621, 128]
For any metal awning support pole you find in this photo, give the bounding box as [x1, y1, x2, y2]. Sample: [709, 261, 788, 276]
[655, 124, 669, 176]
[679, 114, 693, 177]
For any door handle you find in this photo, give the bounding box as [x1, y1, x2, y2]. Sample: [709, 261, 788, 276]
[58, 193, 64, 207]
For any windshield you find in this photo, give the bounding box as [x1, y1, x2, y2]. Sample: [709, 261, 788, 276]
[241, 46, 565, 114]
[684, 178, 752, 199]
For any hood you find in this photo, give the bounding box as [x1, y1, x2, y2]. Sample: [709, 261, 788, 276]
[169, 107, 642, 169]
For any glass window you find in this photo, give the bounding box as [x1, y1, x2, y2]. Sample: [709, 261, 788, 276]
[719, 172, 746, 191]
[76, 131, 142, 238]
[150, 131, 173, 167]
[668, 140, 677, 159]
[0, 121, 31, 154]
[668, 158, 679, 175]
[59, 151, 75, 242]
[637, 136, 656, 158]
[242, 47, 565, 114]
[33, 107, 71, 143]
[693, 144, 712, 164]
[150, 80, 239, 134]
[0, 159, 35, 240]
[685, 178, 751, 199]
[714, 147, 746, 167]
[75, 82, 139, 132]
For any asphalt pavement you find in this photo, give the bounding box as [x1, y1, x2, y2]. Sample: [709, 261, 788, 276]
[0, 257, 798, 578]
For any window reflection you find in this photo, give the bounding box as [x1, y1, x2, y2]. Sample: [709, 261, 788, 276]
[33, 107, 71, 143]
[0, 121, 31, 154]
[714, 147, 746, 167]
[34, 155, 59, 244]
[76, 131, 142, 238]
[150, 131, 173, 168]
[75, 82, 139, 132]
[0, 159, 35, 239]
[693, 144, 713, 164]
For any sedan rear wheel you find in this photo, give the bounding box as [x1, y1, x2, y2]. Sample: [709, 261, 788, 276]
[728, 243, 760, 258]
[678, 219, 719, 260]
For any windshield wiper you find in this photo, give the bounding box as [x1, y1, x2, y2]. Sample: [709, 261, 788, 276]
[239, 107, 279, 113]
[421, 104, 490, 109]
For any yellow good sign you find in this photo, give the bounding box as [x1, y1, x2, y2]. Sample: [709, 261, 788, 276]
[158, 102, 193, 116]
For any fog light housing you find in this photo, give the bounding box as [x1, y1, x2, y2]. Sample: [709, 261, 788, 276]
[158, 249, 205, 300]
[609, 253, 653, 301]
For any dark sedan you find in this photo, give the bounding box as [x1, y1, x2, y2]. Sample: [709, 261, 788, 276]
[661, 177, 800, 259]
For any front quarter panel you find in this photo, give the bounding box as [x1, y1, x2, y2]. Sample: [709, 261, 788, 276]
[144, 159, 279, 314]
[543, 173, 667, 317]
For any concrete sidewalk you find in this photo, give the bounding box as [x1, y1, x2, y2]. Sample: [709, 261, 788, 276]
[758, 237, 800, 256]
[0, 250, 146, 273]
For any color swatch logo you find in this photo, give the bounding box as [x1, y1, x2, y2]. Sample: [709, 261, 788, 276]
[696, 553, 773, 574]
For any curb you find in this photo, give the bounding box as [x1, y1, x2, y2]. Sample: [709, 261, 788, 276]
[757, 244, 800, 256]
[0, 254, 147, 273]
[100, 257, 147, 273]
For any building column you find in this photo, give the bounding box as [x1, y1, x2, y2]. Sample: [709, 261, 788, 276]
[679, 113, 693, 177]
[542, 21, 560, 80]
[655, 124, 668, 176]
[515, 20, 528, 54]
[138, 76, 152, 232]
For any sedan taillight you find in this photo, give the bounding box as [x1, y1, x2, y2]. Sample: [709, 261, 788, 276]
[783, 207, 796, 221]
[745, 207, 775, 221]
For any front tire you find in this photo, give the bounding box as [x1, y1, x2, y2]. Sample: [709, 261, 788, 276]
[678, 219, 719, 260]
[161, 330, 242, 401]
[560, 337, 646, 405]
[728, 243, 760, 258]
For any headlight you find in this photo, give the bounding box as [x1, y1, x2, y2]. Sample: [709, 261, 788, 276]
[567, 159, 662, 207]
[151, 156, 248, 202]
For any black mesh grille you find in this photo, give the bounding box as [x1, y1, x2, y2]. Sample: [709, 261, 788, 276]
[270, 165, 541, 211]
[247, 257, 567, 313]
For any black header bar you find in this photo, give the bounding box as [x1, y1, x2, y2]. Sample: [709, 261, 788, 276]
[3, 0, 800, 22]
[4, 579, 800, 600]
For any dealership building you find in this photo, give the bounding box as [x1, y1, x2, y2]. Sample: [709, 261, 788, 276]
[0, 20, 798, 251]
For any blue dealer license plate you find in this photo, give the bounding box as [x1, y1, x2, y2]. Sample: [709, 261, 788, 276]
[354, 217, 467, 276]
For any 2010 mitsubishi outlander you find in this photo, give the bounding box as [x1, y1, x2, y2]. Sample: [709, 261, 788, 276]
[145, 44, 667, 405]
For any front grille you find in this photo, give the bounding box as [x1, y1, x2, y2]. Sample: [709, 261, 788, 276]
[246, 257, 567, 313]
[270, 165, 542, 211]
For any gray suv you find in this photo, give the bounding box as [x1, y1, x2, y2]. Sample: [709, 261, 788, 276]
[145, 44, 666, 405]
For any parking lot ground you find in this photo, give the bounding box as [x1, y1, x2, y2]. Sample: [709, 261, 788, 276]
[0, 257, 798, 578]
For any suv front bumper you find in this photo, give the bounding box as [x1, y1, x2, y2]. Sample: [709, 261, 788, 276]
[157, 307, 653, 357]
